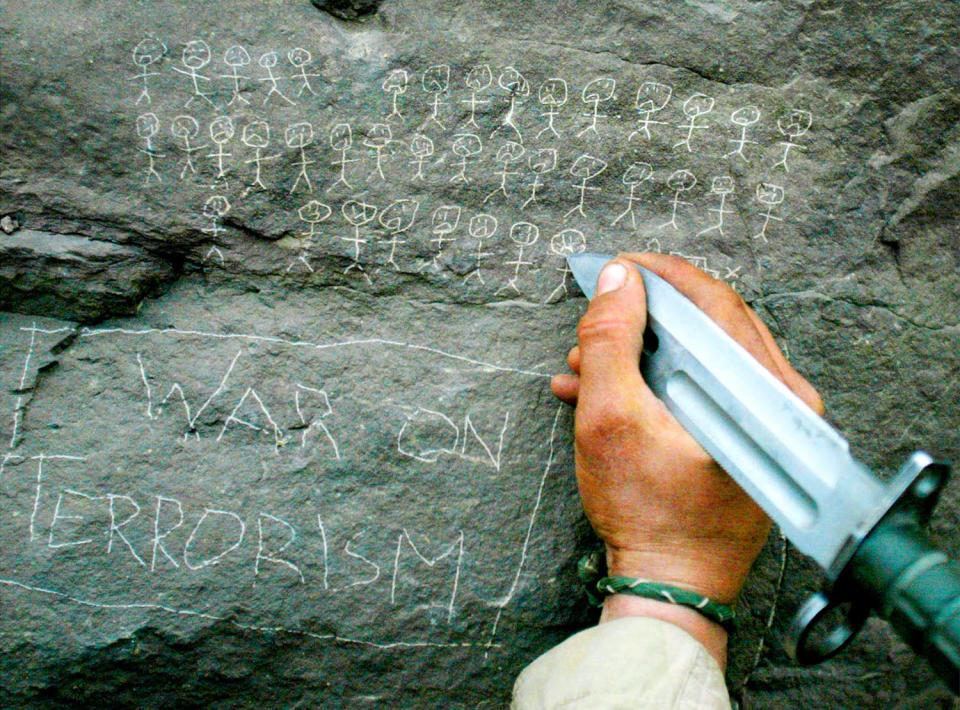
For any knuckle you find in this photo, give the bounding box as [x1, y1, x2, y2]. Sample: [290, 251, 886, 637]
[577, 316, 634, 346]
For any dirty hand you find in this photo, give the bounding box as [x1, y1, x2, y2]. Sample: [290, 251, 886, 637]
[552, 253, 824, 664]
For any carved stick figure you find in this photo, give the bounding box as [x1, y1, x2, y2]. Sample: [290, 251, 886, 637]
[547, 228, 586, 302]
[172, 40, 217, 110]
[450, 133, 482, 184]
[207, 116, 235, 187]
[286, 122, 315, 194]
[288, 48, 319, 97]
[287, 200, 332, 273]
[611, 162, 654, 229]
[484, 141, 525, 203]
[422, 65, 450, 130]
[363, 123, 393, 184]
[258, 51, 296, 106]
[773, 109, 812, 171]
[464, 213, 497, 285]
[697, 176, 735, 237]
[674, 92, 714, 152]
[463, 65, 492, 129]
[522, 148, 557, 210]
[752, 182, 784, 242]
[492, 66, 529, 144]
[496, 222, 539, 296]
[629, 81, 672, 142]
[136, 113, 163, 186]
[242, 120, 280, 191]
[659, 169, 697, 230]
[130, 36, 166, 106]
[724, 106, 760, 161]
[578, 77, 616, 138]
[221, 45, 252, 106]
[564, 154, 607, 221]
[382, 69, 408, 121]
[201, 195, 230, 263]
[537, 77, 568, 139]
[425, 205, 461, 270]
[170, 115, 207, 180]
[327, 123, 358, 193]
[341, 199, 377, 283]
[378, 198, 419, 270]
[408, 133, 433, 181]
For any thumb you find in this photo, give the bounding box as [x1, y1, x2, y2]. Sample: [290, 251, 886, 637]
[576, 259, 656, 414]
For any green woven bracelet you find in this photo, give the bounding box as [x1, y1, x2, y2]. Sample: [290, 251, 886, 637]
[578, 548, 736, 630]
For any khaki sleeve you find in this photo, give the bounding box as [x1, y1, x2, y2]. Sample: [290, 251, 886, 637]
[511, 617, 731, 710]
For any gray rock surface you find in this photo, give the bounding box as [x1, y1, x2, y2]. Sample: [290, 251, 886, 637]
[0, 1, 957, 707]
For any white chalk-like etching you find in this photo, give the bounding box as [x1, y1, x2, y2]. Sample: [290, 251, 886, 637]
[725, 105, 760, 161]
[493, 67, 529, 143]
[183, 507, 246, 570]
[660, 169, 697, 230]
[327, 123, 357, 193]
[752, 182, 784, 242]
[564, 154, 607, 221]
[408, 133, 434, 182]
[363, 123, 393, 184]
[696, 176, 735, 237]
[484, 141, 525, 203]
[217, 386, 284, 446]
[773, 109, 812, 171]
[496, 221, 539, 296]
[130, 36, 166, 106]
[288, 47, 319, 97]
[464, 213, 497, 285]
[242, 120, 280, 191]
[390, 528, 464, 622]
[341, 199, 378, 283]
[397, 407, 510, 470]
[674, 92, 714, 152]
[285, 121, 316, 194]
[172, 40, 216, 109]
[27, 453, 87, 542]
[611, 162, 654, 228]
[378, 198, 419, 270]
[547, 228, 586, 302]
[463, 65, 492, 129]
[9, 322, 38, 448]
[536, 77, 568, 139]
[629, 81, 672, 142]
[258, 51, 296, 106]
[293, 383, 341, 457]
[136, 113, 163, 186]
[221, 45, 252, 106]
[201, 195, 231, 263]
[287, 199, 332, 273]
[450, 133, 482, 184]
[425, 205, 461, 270]
[255, 512, 305, 584]
[207, 116, 235, 187]
[382, 69, 408, 122]
[422, 65, 450, 130]
[577, 77, 616, 138]
[522, 148, 557, 210]
[170, 115, 206, 180]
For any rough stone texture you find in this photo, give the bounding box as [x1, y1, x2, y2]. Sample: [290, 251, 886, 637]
[0, 1, 957, 707]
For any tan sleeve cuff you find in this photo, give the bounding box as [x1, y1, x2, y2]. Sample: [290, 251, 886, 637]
[511, 617, 731, 710]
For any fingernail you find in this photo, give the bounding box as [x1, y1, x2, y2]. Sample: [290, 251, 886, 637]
[596, 262, 627, 295]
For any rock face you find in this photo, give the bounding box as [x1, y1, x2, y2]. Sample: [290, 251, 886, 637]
[0, 1, 958, 707]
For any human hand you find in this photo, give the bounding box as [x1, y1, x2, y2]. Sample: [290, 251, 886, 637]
[552, 253, 824, 660]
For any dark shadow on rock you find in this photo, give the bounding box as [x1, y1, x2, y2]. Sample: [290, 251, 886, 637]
[310, 0, 383, 20]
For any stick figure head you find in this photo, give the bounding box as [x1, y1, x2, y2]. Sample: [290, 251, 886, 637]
[570, 154, 608, 179]
[182, 40, 211, 70]
[223, 45, 251, 68]
[209, 116, 236, 144]
[667, 169, 697, 192]
[529, 148, 558, 175]
[465, 64, 493, 91]
[730, 105, 761, 126]
[509, 221, 539, 246]
[755, 182, 784, 205]
[635, 81, 672, 112]
[342, 199, 378, 226]
[202, 195, 231, 218]
[287, 47, 312, 68]
[498, 66, 529, 96]
[550, 228, 586, 256]
[431, 205, 461, 235]
[170, 114, 200, 139]
[711, 176, 735, 195]
[408, 133, 433, 158]
[538, 77, 569, 107]
[258, 51, 279, 69]
[382, 68, 408, 94]
[378, 199, 419, 233]
[298, 200, 333, 224]
[452, 133, 483, 157]
[421, 65, 450, 93]
[494, 141, 525, 165]
[682, 92, 715, 117]
[285, 122, 314, 148]
[582, 77, 616, 103]
[242, 120, 270, 148]
[330, 123, 353, 151]
[622, 162, 654, 186]
[363, 123, 392, 149]
[777, 109, 813, 138]
[136, 113, 160, 139]
[468, 213, 498, 240]
[133, 37, 166, 67]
